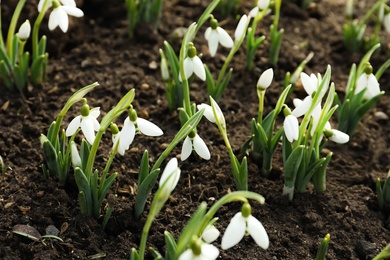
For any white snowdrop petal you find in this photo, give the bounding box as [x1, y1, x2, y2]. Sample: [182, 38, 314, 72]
[221, 213, 246, 250]
[205, 27, 211, 40]
[120, 118, 136, 149]
[66, 115, 81, 136]
[257, 0, 270, 9]
[234, 15, 248, 40]
[355, 74, 367, 94]
[193, 135, 210, 160]
[57, 8, 70, 33]
[178, 249, 193, 260]
[192, 56, 206, 81]
[210, 97, 226, 127]
[92, 117, 100, 131]
[48, 9, 60, 31]
[137, 118, 163, 136]
[257, 68, 273, 90]
[217, 27, 234, 48]
[90, 107, 100, 118]
[249, 7, 259, 17]
[330, 129, 349, 144]
[292, 96, 312, 118]
[300, 72, 316, 95]
[81, 116, 96, 144]
[293, 98, 303, 108]
[384, 14, 390, 33]
[366, 74, 380, 99]
[197, 104, 216, 123]
[284, 115, 299, 142]
[183, 57, 194, 80]
[201, 243, 219, 259]
[247, 215, 269, 250]
[202, 225, 220, 243]
[181, 136, 193, 161]
[62, 6, 84, 17]
[208, 30, 219, 57]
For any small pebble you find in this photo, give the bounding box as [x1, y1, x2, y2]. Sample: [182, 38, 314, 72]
[375, 111, 388, 120]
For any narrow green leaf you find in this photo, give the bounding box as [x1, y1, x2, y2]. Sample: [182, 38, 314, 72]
[74, 167, 92, 216]
[164, 231, 177, 260]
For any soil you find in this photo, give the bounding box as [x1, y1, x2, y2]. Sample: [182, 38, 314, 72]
[1, 0, 390, 259]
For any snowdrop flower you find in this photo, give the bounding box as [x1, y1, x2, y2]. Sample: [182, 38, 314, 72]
[291, 72, 320, 118]
[118, 106, 163, 154]
[181, 132, 210, 161]
[38, 0, 84, 33]
[180, 43, 206, 81]
[324, 122, 349, 144]
[204, 16, 233, 57]
[234, 15, 248, 42]
[70, 141, 81, 167]
[221, 202, 269, 250]
[179, 226, 220, 260]
[384, 13, 390, 33]
[110, 123, 128, 156]
[249, 0, 270, 17]
[355, 64, 380, 100]
[257, 68, 273, 91]
[284, 114, 299, 143]
[66, 103, 100, 145]
[17, 20, 31, 41]
[159, 157, 181, 193]
[179, 237, 219, 260]
[197, 97, 226, 128]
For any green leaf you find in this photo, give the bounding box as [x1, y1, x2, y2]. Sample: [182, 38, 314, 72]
[97, 173, 117, 213]
[138, 150, 150, 184]
[134, 169, 160, 219]
[74, 167, 92, 216]
[149, 247, 164, 260]
[0, 60, 13, 89]
[376, 178, 384, 210]
[315, 234, 330, 260]
[205, 64, 216, 97]
[164, 231, 177, 260]
[284, 145, 304, 189]
[382, 176, 390, 206]
[214, 68, 232, 101]
[80, 139, 90, 172]
[41, 135, 60, 177]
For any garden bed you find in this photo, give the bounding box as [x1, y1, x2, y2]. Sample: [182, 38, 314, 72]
[1, 0, 390, 259]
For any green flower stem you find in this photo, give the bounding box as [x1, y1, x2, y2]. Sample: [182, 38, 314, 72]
[85, 128, 104, 181]
[6, 0, 26, 57]
[358, 0, 387, 28]
[32, 0, 49, 60]
[257, 90, 265, 124]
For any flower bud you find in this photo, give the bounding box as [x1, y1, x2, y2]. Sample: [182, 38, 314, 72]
[17, 20, 31, 41]
[257, 68, 273, 91]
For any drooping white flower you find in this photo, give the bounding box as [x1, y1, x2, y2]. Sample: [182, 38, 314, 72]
[221, 203, 269, 250]
[17, 20, 31, 41]
[324, 122, 349, 144]
[181, 133, 210, 161]
[38, 0, 84, 33]
[291, 72, 321, 118]
[197, 97, 226, 128]
[249, 0, 270, 17]
[118, 110, 163, 155]
[66, 105, 100, 145]
[283, 115, 299, 143]
[383, 13, 390, 33]
[234, 15, 248, 41]
[178, 241, 219, 260]
[205, 17, 233, 57]
[159, 158, 181, 193]
[180, 43, 206, 81]
[355, 71, 380, 100]
[257, 68, 274, 91]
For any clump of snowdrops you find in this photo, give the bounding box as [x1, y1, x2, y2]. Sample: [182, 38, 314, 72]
[41, 83, 205, 227]
[343, 0, 389, 53]
[0, 0, 84, 91]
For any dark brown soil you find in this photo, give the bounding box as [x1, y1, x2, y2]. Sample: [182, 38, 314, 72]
[1, 0, 390, 259]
